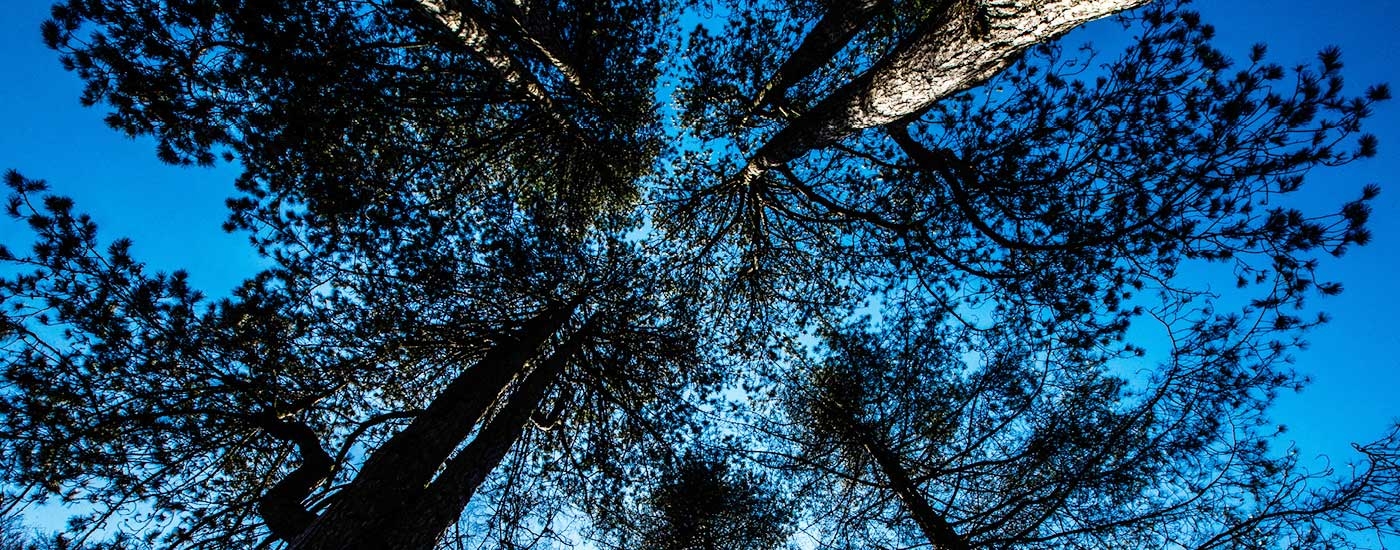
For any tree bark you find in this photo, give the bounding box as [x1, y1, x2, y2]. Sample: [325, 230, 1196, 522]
[255, 414, 334, 542]
[409, 0, 562, 114]
[737, 0, 1148, 185]
[750, 0, 891, 111]
[287, 300, 579, 550]
[485, 0, 602, 106]
[380, 319, 594, 548]
[859, 431, 970, 550]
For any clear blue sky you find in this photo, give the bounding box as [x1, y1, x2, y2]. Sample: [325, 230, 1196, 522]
[1, 0, 1396, 537]
[1175, 0, 1400, 461]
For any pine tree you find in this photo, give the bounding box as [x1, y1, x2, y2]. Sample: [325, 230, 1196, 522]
[1, 0, 1395, 548]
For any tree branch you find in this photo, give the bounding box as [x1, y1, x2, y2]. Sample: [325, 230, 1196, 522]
[737, 0, 1148, 185]
[254, 412, 334, 542]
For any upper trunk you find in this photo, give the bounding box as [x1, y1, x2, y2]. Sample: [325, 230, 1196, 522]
[379, 319, 595, 548]
[485, 0, 602, 106]
[287, 300, 579, 550]
[737, 0, 1149, 184]
[859, 431, 970, 550]
[749, 0, 891, 112]
[410, 0, 564, 116]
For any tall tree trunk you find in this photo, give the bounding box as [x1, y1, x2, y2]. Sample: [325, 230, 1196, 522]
[381, 319, 595, 549]
[287, 300, 579, 550]
[750, 0, 891, 112]
[736, 0, 1148, 185]
[485, 0, 602, 106]
[859, 432, 970, 550]
[409, 0, 564, 115]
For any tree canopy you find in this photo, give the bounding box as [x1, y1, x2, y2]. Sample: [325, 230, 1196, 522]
[2, 0, 1397, 548]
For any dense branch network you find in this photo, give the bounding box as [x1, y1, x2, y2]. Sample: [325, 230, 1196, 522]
[0, 0, 1395, 549]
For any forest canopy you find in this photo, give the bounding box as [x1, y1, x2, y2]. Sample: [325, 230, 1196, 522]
[2, 0, 1397, 548]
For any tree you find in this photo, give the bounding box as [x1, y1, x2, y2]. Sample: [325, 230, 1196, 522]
[662, 0, 1400, 547]
[7, 0, 698, 548]
[2, 0, 1396, 548]
[669, 0, 1380, 319]
[768, 311, 1400, 548]
[1, 167, 703, 549]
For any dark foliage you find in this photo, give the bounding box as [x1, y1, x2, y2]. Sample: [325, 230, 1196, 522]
[1, 0, 1396, 548]
[592, 453, 792, 550]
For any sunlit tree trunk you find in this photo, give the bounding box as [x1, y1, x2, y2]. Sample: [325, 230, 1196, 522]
[412, 0, 600, 111]
[737, 0, 1148, 185]
[411, 0, 562, 113]
[485, 0, 602, 105]
[750, 0, 891, 111]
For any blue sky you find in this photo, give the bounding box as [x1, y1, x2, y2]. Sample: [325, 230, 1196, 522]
[1177, 0, 1400, 460]
[1, 0, 1397, 540]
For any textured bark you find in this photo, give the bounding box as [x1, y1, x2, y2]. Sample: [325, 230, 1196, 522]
[750, 0, 891, 111]
[382, 321, 593, 549]
[288, 301, 579, 550]
[411, 0, 561, 113]
[859, 432, 970, 550]
[738, 0, 1149, 184]
[486, 0, 601, 105]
